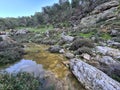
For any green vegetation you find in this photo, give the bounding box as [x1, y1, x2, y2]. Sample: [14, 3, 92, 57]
[16, 25, 53, 33]
[0, 41, 23, 66]
[70, 39, 94, 50]
[79, 32, 95, 38]
[112, 74, 120, 82]
[100, 33, 111, 40]
[0, 72, 39, 90]
[0, 48, 23, 66]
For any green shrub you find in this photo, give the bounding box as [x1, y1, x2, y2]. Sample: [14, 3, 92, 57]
[0, 72, 39, 90]
[70, 39, 94, 50]
[100, 33, 111, 40]
[0, 41, 24, 66]
[112, 74, 120, 82]
[79, 32, 95, 38]
[0, 48, 23, 65]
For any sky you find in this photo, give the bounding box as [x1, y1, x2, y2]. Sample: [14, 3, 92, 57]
[0, 0, 59, 18]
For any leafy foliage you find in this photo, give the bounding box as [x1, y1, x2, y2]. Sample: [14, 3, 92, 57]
[0, 72, 39, 90]
[70, 39, 94, 50]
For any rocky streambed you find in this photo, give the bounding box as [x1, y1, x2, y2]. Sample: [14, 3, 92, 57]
[1, 43, 86, 90]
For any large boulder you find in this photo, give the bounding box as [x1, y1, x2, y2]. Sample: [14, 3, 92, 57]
[61, 34, 74, 43]
[99, 56, 117, 66]
[70, 59, 120, 90]
[96, 46, 120, 59]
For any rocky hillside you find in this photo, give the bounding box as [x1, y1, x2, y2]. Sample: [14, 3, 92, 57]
[7, 0, 120, 90]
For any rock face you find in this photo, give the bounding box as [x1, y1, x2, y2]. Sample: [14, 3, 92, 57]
[80, 0, 119, 26]
[70, 59, 120, 90]
[91, 0, 119, 14]
[81, 7, 117, 26]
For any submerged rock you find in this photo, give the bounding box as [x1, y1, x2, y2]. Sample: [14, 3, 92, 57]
[70, 59, 120, 90]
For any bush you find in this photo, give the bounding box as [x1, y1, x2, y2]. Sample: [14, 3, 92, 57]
[0, 72, 39, 90]
[70, 39, 94, 50]
[112, 74, 120, 82]
[74, 46, 92, 55]
[0, 48, 23, 65]
[0, 41, 24, 66]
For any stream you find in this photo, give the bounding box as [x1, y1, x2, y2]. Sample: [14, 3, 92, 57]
[1, 43, 86, 90]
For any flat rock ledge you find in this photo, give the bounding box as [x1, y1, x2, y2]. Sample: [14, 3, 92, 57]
[70, 59, 120, 90]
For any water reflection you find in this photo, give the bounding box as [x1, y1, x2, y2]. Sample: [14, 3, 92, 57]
[5, 59, 45, 78]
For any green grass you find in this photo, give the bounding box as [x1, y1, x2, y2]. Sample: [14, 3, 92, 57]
[16, 25, 53, 33]
[101, 33, 111, 40]
[79, 32, 95, 38]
